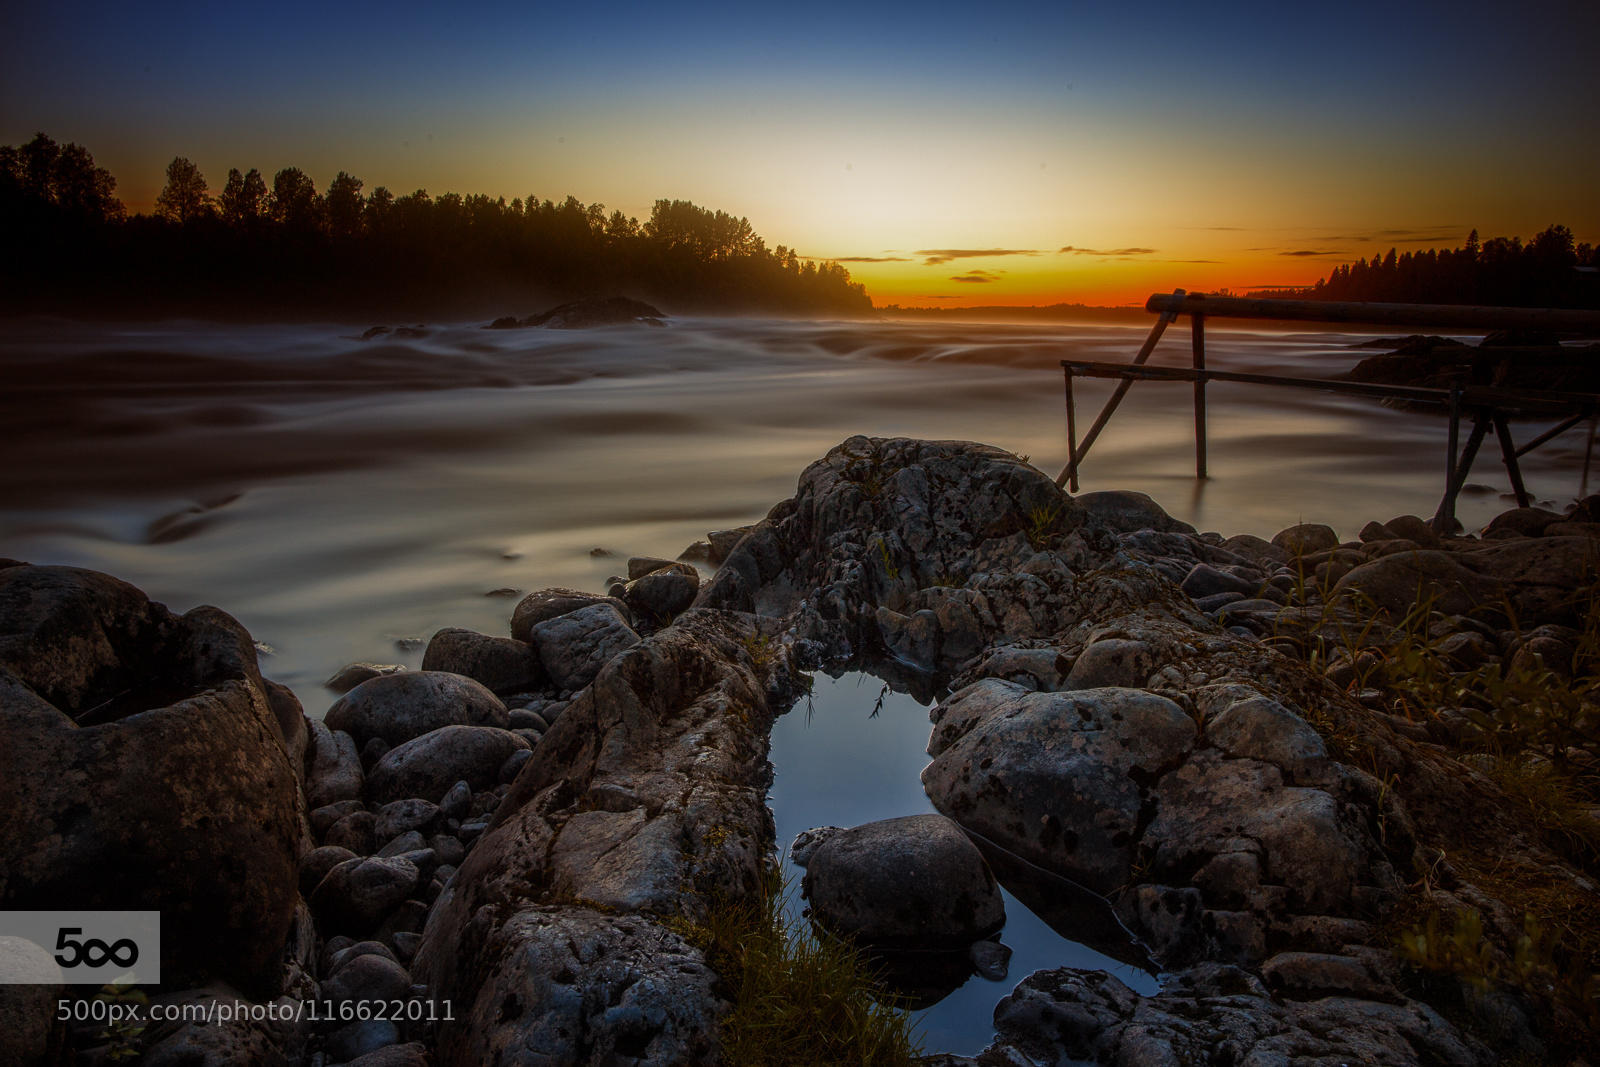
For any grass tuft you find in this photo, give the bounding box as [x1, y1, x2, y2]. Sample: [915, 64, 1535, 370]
[684, 869, 922, 1067]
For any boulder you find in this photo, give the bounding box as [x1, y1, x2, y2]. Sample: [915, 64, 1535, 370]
[528, 603, 641, 691]
[310, 856, 421, 935]
[306, 719, 364, 808]
[435, 908, 723, 1066]
[0, 565, 301, 1000]
[1075, 490, 1196, 534]
[1332, 550, 1501, 618]
[367, 725, 531, 804]
[1062, 637, 1155, 690]
[325, 670, 509, 748]
[422, 627, 545, 695]
[922, 685, 1198, 894]
[510, 587, 631, 643]
[801, 815, 1004, 949]
[324, 662, 406, 694]
[1271, 523, 1340, 557]
[321, 952, 413, 1008]
[983, 964, 1489, 1066]
[623, 564, 700, 623]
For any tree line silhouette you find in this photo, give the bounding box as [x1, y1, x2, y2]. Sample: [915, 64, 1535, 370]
[0, 133, 871, 318]
[1258, 226, 1598, 308]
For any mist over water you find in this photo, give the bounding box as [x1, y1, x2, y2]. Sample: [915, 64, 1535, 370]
[2, 314, 1590, 713]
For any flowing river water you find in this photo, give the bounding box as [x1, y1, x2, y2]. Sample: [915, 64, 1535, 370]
[3, 312, 1591, 1052]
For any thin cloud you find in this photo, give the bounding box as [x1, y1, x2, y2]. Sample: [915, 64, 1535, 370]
[917, 248, 1039, 266]
[1164, 258, 1222, 264]
[1059, 245, 1157, 256]
[828, 255, 912, 263]
[950, 271, 1000, 283]
[1279, 249, 1345, 257]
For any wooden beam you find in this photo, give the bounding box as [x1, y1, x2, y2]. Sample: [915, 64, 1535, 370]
[1143, 292, 1600, 333]
[1055, 289, 1184, 488]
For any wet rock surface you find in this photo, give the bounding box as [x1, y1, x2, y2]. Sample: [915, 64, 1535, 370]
[800, 814, 1005, 949]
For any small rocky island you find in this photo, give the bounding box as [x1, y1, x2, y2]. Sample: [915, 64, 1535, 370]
[3, 437, 1597, 1065]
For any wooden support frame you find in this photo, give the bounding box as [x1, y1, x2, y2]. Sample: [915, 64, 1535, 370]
[1058, 357, 1600, 534]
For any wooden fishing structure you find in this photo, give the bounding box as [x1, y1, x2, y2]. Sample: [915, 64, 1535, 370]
[1057, 291, 1600, 533]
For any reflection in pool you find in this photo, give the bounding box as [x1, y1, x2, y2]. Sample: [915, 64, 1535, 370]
[767, 671, 1160, 1057]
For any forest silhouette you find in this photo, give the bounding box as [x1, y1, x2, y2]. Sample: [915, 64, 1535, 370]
[0, 133, 872, 319]
[1256, 227, 1598, 309]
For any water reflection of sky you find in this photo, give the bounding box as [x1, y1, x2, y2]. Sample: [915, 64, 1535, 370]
[768, 671, 1159, 1058]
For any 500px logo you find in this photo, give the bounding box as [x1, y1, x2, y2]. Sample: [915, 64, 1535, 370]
[53, 927, 140, 970]
[0, 912, 161, 984]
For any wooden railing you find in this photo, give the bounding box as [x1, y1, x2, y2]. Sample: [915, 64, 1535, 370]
[1057, 291, 1600, 532]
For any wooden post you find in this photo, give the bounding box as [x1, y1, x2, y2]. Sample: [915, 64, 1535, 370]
[1492, 413, 1531, 508]
[1054, 288, 1184, 487]
[1433, 382, 1463, 534]
[1434, 410, 1492, 532]
[1063, 366, 1080, 493]
[1192, 311, 1207, 479]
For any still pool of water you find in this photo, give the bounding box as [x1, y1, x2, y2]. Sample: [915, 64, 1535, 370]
[769, 671, 1160, 1056]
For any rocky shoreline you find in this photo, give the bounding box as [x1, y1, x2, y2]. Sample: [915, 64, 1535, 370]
[3, 436, 1597, 1065]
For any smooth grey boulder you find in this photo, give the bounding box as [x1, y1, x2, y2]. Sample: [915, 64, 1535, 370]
[374, 798, 439, 842]
[367, 725, 531, 804]
[325, 810, 377, 855]
[321, 951, 413, 1008]
[1204, 694, 1329, 783]
[1271, 522, 1340, 556]
[324, 662, 406, 694]
[1062, 637, 1155, 690]
[923, 685, 1198, 894]
[421, 627, 545, 695]
[528, 602, 641, 691]
[0, 565, 302, 1000]
[1075, 490, 1196, 534]
[1332, 550, 1501, 618]
[326, 670, 509, 748]
[306, 719, 364, 808]
[801, 815, 1004, 950]
[1181, 562, 1258, 599]
[347, 1042, 431, 1067]
[623, 564, 700, 623]
[310, 856, 421, 935]
[510, 587, 630, 643]
[627, 556, 679, 580]
[300, 845, 359, 896]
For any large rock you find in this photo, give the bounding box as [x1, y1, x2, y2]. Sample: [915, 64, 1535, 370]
[325, 670, 509, 747]
[1075, 490, 1196, 534]
[800, 814, 1004, 950]
[306, 718, 364, 808]
[922, 684, 1198, 894]
[421, 627, 545, 695]
[622, 564, 700, 625]
[0, 565, 301, 1000]
[981, 964, 1490, 1066]
[310, 856, 421, 936]
[528, 603, 641, 691]
[437, 907, 723, 1067]
[510, 588, 631, 643]
[367, 725, 531, 804]
[1332, 549, 1501, 618]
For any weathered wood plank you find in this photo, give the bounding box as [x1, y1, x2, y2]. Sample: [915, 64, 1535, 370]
[1142, 293, 1600, 333]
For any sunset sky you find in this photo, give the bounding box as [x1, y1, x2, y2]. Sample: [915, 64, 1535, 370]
[4, 1, 1596, 307]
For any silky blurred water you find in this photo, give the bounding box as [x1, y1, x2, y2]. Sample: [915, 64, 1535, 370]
[2, 313, 1585, 711]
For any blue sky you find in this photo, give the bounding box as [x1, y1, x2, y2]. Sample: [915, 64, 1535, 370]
[5, 0, 1595, 303]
